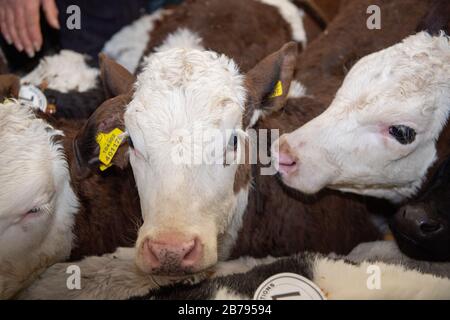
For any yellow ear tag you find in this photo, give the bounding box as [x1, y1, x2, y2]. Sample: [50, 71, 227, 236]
[96, 128, 125, 171]
[269, 81, 283, 98]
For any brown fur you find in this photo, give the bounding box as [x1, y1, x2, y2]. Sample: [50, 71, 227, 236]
[141, 0, 322, 73]
[417, 0, 450, 35]
[0, 74, 19, 101]
[295, 0, 342, 26]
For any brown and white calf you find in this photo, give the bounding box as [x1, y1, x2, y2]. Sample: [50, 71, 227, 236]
[273, 0, 450, 203]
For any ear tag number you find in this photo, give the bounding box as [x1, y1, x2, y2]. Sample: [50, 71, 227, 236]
[269, 81, 283, 98]
[96, 128, 125, 171]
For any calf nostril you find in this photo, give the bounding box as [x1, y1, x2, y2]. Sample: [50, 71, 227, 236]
[145, 239, 161, 268]
[419, 220, 442, 234]
[181, 238, 202, 267]
[402, 207, 408, 218]
[278, 153, 297, 167]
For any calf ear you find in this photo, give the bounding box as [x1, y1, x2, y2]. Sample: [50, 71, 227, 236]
[99, 53, 136, 99]
[73, 94, 131, 178]
[0, 74, 20, 101]
[244, 42, 298, 128]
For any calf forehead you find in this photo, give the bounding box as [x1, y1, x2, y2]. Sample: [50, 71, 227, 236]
[130, 49, 246, 115]
[125, 49, 247, 153]
[338, 33, 450, 112]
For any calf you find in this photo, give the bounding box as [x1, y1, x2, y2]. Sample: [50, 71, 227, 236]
[0, 100, 77, 299]
[274, 0, 450, 203]
[391, 157, 450, 261]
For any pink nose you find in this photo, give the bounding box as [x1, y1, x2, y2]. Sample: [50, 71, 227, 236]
[277, 151, 297, 175]
[142, 236, 203, 273]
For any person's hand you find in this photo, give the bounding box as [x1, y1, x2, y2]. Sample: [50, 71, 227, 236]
[0, 0, 60, 57]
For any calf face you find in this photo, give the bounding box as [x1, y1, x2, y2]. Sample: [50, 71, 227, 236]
[274, 32, 450, 202]
[0, 102, 77, 298]
[391, 158, 450, 261]
[75, 43, 297, 275]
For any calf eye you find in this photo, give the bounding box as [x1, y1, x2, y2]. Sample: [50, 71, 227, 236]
[228, 132, 239, 151]
[389, 125, 416, 145]
[28, 207, 41, 214]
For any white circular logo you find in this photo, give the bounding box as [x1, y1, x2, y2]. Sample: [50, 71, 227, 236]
[253, 273, 326, 300]
[19, 85, 48, 112]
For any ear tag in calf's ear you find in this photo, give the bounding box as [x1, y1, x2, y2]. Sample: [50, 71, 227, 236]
[96, 128, 125, 171]
[253, 273, 327, 300]
[18, 85, 48, 112]
[269, 81, 283, 98]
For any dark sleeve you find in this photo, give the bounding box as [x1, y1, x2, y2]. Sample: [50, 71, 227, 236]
[56, 0, 148, 59]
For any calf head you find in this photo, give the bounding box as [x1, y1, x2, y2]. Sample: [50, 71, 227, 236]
[391, 157, 450, 261]
[0, 102, 77, 298]
[75, 43, 297, 275]
[274, 32, 450, 202]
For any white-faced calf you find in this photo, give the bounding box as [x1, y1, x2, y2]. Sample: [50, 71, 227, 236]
[75, 43, 299, 276]
[0, 101, 77, 299]
[275, 31, 450, 203]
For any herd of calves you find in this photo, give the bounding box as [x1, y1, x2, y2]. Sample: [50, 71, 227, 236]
[1, 0, 450, 300]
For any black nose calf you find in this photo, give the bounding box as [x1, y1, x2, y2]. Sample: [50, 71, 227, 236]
[391, 158, 450, 261]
